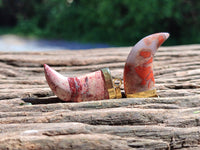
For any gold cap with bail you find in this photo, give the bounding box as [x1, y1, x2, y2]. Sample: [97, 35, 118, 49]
[101, 68, 122, 99]
[126, 89, 157, 98]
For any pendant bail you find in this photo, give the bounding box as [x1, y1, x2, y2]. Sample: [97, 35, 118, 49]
[113, 78, 122, 99]
[101, 68, 122, 99]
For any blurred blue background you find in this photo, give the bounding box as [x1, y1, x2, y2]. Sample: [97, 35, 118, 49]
[0, 0, 199, 51]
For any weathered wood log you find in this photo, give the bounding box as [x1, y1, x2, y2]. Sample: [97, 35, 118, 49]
[0, 45, 200, 149]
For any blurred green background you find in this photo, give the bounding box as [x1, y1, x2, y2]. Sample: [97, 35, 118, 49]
[0, 0, 199, 46]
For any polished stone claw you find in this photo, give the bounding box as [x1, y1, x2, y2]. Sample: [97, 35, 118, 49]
[123, 32, 170, 98]
[44, 64, 121, 102]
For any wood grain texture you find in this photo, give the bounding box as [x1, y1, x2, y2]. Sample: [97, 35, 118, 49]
[0, 45, 200, 149]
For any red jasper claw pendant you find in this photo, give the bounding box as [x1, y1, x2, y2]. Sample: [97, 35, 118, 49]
[44, 64, 122, 102]
[123, 32, 170, 98]
[44, 32, 169, 101]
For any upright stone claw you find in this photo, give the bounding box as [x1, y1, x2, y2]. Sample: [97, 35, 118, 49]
[123, 32, 170, 98]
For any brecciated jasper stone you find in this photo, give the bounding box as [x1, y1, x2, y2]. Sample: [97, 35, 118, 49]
[44, 64, 121, 102]
[123, 32, 170, 98]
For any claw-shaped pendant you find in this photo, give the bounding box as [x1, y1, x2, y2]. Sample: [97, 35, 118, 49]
[123, 32, 170, 98]
[44, 64, 122, 102]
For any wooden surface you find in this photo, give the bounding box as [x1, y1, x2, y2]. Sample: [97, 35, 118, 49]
[0, 45, 200, 150]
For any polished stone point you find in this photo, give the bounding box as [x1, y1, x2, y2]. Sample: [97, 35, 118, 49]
[123, 32, 170, 97]
[44, 64, 121, 102]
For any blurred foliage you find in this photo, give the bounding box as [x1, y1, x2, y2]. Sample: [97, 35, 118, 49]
[0, 0, 199, 45]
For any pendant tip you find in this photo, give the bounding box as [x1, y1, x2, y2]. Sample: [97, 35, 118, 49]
[43, 64, 49, 69]
[164, 32, 170, 39]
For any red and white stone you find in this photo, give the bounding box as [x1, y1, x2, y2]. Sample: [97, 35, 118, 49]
[44, 64, 109, 102]
[123, 32, 170, 95]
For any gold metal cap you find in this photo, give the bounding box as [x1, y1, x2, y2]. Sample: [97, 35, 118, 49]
[101, 68, 122, 99]
[126, 89, 157, 98]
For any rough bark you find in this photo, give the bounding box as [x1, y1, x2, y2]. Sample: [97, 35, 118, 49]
[0, 45, 200, 149]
